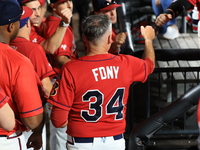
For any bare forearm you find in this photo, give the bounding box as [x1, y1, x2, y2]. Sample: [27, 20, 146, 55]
[22, 113, 43, 130]
[41, 77, 53, 97]
[0, 103, 15, 131]
[142, 40, 155, 67]
[41, 26, 67, 54]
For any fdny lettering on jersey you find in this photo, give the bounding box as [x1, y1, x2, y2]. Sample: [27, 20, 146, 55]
[92, 66, 119, 81]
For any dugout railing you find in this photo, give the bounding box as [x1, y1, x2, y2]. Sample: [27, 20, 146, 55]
[125, 49, 200, 150]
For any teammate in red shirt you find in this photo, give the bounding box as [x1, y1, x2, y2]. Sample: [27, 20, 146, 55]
[43, 0, 78, 73]
[0, 86, 15, 131]
[10, 6, 55, 96]
[21, 0, 74, 55]
[92, 0, 127, 54]
[0, 1, 43, 149]
[48, 14, 155, 150]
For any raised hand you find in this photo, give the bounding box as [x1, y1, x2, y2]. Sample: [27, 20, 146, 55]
[155, 14, 172, 27]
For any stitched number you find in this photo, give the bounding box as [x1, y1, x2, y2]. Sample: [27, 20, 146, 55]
[81, 88, 124, 122]
[81, 90, 103, 122]
[106, 88, 124, 120]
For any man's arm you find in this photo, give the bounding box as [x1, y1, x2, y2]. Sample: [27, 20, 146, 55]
[155, 0, 193, 27]
[22, 113, 43, 130]
[26, 111, 46, 150]
[140, 26, 155, 66]
[40, 26, 67, 54]
[56, 55, 71, 68]
[51, 105, 68, 128]
[40, 8, 72, 54]
[110, 32, 127, 52]
[0, 103, 15, 131]
[41, 77, 53, 97]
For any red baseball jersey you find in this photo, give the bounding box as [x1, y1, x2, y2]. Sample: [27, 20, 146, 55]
[10, 37, 55, 80]
[43, 15, 77, 73]
[48, 53, 154, 137]
[0, 43, 43, 136]
[30, 26, 45, 44]
[0, 86, 9, 108]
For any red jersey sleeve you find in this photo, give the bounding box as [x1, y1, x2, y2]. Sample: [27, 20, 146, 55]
[29, 45, 55, 80]
[119, 55, 154, 83]
[48, 66, 75, 111]
[0, 87, 9, 108]
[13, 59, 44, 118]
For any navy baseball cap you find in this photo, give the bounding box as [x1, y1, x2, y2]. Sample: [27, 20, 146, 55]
[0, 0, 22, 26]
[92, 0, 121, 11]
[20, 6, 33, 28]
[50, 0, 67, 3]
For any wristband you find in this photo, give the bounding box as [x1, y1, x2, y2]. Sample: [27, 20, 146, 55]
[60, 21, 69, 27]
[164, 9, 175, 18]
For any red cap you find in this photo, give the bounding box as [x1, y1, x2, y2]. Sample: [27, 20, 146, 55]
[92, 0, 121, 11]
[100, 4, 122, 11]
[21, 6, 33, 20]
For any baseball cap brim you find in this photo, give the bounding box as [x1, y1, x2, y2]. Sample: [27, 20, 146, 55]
[21, 6, 33, 20]
[20, 6, 33, 28]
[100, 4, 121, 11]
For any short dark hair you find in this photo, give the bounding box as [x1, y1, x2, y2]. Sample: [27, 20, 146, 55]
[81, 14, 111, 43]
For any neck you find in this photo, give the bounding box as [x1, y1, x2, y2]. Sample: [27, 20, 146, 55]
[0, 37, 10, 45]
[17, 29, 30, 41]
[86, 43, 109, 56]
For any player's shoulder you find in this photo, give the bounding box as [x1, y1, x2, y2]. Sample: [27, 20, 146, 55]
[2, 43, 33, 66]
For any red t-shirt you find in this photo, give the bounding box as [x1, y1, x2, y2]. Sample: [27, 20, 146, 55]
[48, 53, 154, 137]
[0, 86, 9, 108]
[10, 37, 55, 80]
[0, 43, 43, 136]
[30, 26, 45, 44]
[43, 15, 78, 73]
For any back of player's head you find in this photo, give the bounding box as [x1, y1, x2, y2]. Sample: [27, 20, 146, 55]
[0, 0, 22, 26]
[81, 14, 112, 43]
[92, 0, 121, 12]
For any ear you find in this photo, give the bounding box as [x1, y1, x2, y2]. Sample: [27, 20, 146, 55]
[50, 3, 56, 11]
[82, 34, 87, 42]
[7, 23, 14, 33]
[108, 34, 113, 44]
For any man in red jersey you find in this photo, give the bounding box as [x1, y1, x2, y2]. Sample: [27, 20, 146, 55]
[43, 0, 77, 74]
[43, 1, 77, 149]
[0, 86, 15, 131]
[21, 0, 73, 54]
[92, 0, 127, 54]
[10, 6, 55, 150]
[10, 6, 55, 97]
[0, 0, 43, 149]
[48, 14, 155, 150]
